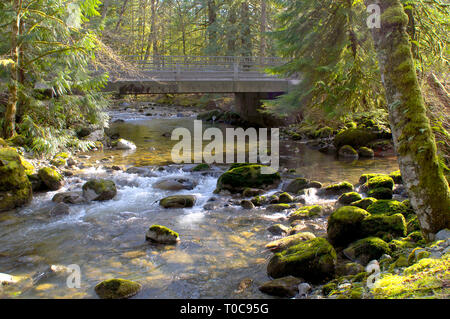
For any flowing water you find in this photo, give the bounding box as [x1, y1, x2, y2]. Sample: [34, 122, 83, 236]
[0, 109, 399, 299]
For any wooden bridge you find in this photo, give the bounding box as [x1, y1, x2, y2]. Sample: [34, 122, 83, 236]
[104, 55, 294, 125]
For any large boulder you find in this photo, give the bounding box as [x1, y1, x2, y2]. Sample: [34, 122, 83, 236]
[343, 237, 391, 265]
[145, 225, 180, 244]
[366, 200, 409, 216]
[38, 167, 64, 191]
[216, 164, 280, 193]
[267, 237, 336, 283]
[334, 128, 378, 148]
[288, 206, 323, 222]
[367, 175, 394, 191]
[327, 206, 370, 247]
[52, 191, 85, 204]
[337, 192, 362, 205]
[265, 232, 316, 253]
[259, 276, 303, 298]
[320, 182, 354, 196]
[0, 147, 32, 212]
[160, 195, 196, 208]
[350, 197, 377, 210]
[82, 179, 117, 201]
[338, 145, 359, 159]
[361, 213, 407, 239]
[94, 278, 142, 299]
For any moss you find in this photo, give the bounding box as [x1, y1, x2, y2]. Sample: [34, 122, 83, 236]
[251, 195, 266, 206]
[352, 272, 368, 283]
[366, 200, 408, 216]
[323, 181, 354, 196]
[316, 126, 333, 138]
[351, 197, 377, 210]
[322, 282, 337, 296]
[343, 237, 391, 265]
[389, 170, 402, 184]
[38, 167, 63, 191]
[289, 205, 322, 222]
[361, 213, 407, 239]
[338, 145, 359, 159]
[146, 225, 180, 244]
[367, 187, 393, 200]
[159, 195, 196, 208]
[406, 216, 421, 234]
[267, 237, 337, 283]
[338, 192, 362, 205]
[284, 178, 309, 194]
[359, 173, 385, 184]
[407, 248, 432, 265]
[358, 147, 374, 158]
[334, 128, 378, 148]
[265, 232, 316, 253]
[278, 192, 294, 204]
[367, 175, 394, 191]
[216, 164, 280, 193]
[54, 152, 70, 159]
[327, 206, 370, 247]
[149, 225, 179, 238]
[192, 163, 210, 171]
[94, 278, 142, 299]
[372, 254, 449, 299]
[82, 179, 117, 201]
[50, 157, 66, 167]
[266, 203, 291, 212]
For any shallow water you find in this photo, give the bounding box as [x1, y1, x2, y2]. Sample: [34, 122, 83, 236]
[0, 109, 399, 299]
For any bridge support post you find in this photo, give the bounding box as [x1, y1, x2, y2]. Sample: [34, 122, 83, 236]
[234, 92, 268, 126]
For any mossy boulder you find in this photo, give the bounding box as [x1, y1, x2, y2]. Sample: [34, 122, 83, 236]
[288, 205, 323, 222]
[389, 170, 402, 184]
[265, 232, 316, 253]
[338, 145, 359, 159]
[267, 224, 290, 236]
[240, 200, 255, 210]
[145, 225, 180, 244]
[0, 147, 33, 212]
[367, 175, 394, 191]
[160, 195, 196, 208]
[338, 192, 362, 205]
[359, 173, 385, 184]
[366, 200, 409, 216]
[358, 147, 374, 158]
[94, 278, 142, 299]
[334, 128, 378, 148]
[361, 213, 407, 239]
[343, 237, 391, 265]
[251, 195, 267, 207]
[335, 262, 365, 276]
[82, 179, 117, 201]
[283, 178, 309, 194]
[350, 197, 377, 210]
[38, 167, 64, 191]
[242, 188, 264, 197]
[267, 237, 337, 283]
[327, 206, 370, 247]
[216, 164, 280, 193]
[259, 276, 303, 298]
[367, 187, 393, 200]
[50, 157, 66, 167]
[192, 163, 210, 172]
[321, 181, 354, 196]
[278, 192, 294, 203]
[266, 203, 291, 212]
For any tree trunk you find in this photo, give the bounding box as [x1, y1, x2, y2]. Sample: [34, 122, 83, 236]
[114, 0, 129, 33]
[259, 0, 267, 60]
[364, 0, 450, 241]
[207, 0, 217, 55]
[226, 2, 237, 55]
[4, 0, 20, 139]
[240, 2, 252, 56]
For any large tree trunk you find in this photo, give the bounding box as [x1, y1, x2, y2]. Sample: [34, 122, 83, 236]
[4, 0, 20, 139]
[240, 2, 252, 56]
[207, 0, 217, 55]
[226, 1, 237, 55]
[365, 0, 450, 241]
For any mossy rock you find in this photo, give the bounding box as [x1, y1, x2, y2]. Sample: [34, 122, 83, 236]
[216, 164, 280, 193]
[0, 138, 8, 148]
[359, 173, 385, 184]
[406, 216, 421, 234]
[327, 206, 370, 247]
[322, 181, 354, 196]
[267, 224, 290, 236]
[278, 192, 294, 203]
[28, 173, 45, 192]
[266, 203, 291, 212]
[146, 225, 180, 244]
[288, 205, 323, 222]
[54, 152, 70, 159]
[50, 157, 66, 167]
[38, 167, 64, 191]
[283, 178, 309, 194]
[94, 278, 142, 299]
[267, 237, 336, 283]
[192, 163, 210, 172]
[367, 175, 394, 191]
[316, 126, 333, 138]
[343, 237, 391, 265]
[350, 197, 377, 210]
[251, 195, 267, 207]
[82, 179, 117, 201]
[19, 157, 34, 175]
[307, 181, 323, 189]
[337, 192, 362, 205]
[335, 262, 365, 277]
[241, 200, 255, 210]
[334, 128, 378, 148]
[366, 200, 409, 216]
[242, 188, 264, 197]
[259, 276, 303, 298]
[407, 248, 431, 265]
[265, 232, 316, 253]
[389, 170, 402, 184]
[358, 147, 374, 158]
[160, 195, 196, 208]
[338, 145, 359, 159]
[367, 187, 393, 200]
[0, 148, 32, 212]
[361, 213, 407, 239]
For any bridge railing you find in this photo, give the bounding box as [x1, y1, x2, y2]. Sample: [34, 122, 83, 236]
[122, 55, 285, 80]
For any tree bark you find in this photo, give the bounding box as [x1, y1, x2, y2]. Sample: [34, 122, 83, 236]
[207, 0, 217, 55]
[259, 0, 267, 60]
[240, 2, 252, 56]
[364, 0, 450, 241]
[114, 0, 129, 33]
[4, 0, 20, 139]
[226, 1, 237, 55]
